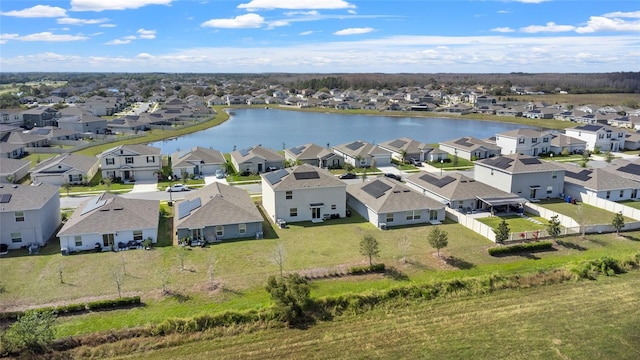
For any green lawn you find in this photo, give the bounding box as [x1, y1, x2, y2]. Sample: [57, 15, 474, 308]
[65, 272, 640, 360]
[477, 213, 549, 233]
[619, 200, 640, 210]
[537, 199, 635, 225]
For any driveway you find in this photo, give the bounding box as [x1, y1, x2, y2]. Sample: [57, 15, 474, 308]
[204, 175, 228, 186]
[130, 179, 159, 193]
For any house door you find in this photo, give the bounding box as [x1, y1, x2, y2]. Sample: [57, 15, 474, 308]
[123, 171, 130, 180]
[102, 233, 115, 248]
[530, 188, 538, 199]
[311, 207, 321, 219]
[258, 164, 263, 173]
[533, 148, 538, 156]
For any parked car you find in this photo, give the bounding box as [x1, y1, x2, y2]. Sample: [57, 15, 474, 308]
[339, 172, 356, 179]
[215, 169, 226, 179]
[266, 166, 279, 172]
[166, 183, 189, 192]
[384, 173, 402, 181]
[410, 158, 422, 166]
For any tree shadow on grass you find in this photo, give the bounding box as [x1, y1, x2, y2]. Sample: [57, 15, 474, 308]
[384, 266, 409, 281]
[165, 291, 192, 303]
[443, 256, 475, 270]
[621, 234, 640, 242]
[518, 253, 541, 260]
[221, 287, 243, 296]
[556, 240, 588, 251]
[404, 259, 430, 271]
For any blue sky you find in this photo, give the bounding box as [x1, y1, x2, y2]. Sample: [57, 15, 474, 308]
[1, 0, 638, 73]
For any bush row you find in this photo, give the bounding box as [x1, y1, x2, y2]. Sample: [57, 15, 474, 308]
[348, 263, 386, 275]
[303, 263, 386, 280]
[488, 241, 553, 256]
[0, 296, 142, 322]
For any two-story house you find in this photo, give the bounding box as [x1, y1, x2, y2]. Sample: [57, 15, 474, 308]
[58, 108, 108, 135]
[0, 183, 60, 251]
[98, 144, 162, 181]
[261, 164, 346, 224]
[21, 107, 60, 128]
[474, 154, 565, 200]
[564, 125, 626, 152]
[495, 129, 552, 156]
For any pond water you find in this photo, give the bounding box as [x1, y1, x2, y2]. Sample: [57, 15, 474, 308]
[149, 108, 532, 153]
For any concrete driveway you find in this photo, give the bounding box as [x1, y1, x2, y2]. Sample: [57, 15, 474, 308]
[204, 175, 228, 186]
[130, 179, 159, 193]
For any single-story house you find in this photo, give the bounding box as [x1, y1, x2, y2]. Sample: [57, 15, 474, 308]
[284, 143, 343, 169]
[30, 153, 100, 186]
[333, 140, 392, 168]
[549, 133, 587, 155]
[0, 158, 30, 183]
[439, 136, 501, 161]
[556, 162, 640, 202]
[378, 137, 438, 163]
[57, 193, 159, 253]
[170, 146, 225, 178]
[347, 177, 445, 229]
[230, 145, 285, 174]
[174, 182, 263, 243]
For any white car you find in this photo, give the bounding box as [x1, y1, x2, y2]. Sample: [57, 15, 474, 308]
[215, 169, 226, 179]
[166, 183, 189, 192]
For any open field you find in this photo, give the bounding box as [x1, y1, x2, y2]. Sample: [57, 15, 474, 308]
[511, 93, 640, 107]
[69, 271, 640, 360]
[477, 213, 548, 233]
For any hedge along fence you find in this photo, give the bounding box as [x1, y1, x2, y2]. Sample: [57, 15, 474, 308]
[0, 296, 142, 322]
[488, 241, 554, 256]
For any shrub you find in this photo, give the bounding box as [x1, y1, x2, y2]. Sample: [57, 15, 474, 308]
[348, 263, 385, 275]
[488, 241, 553, 256]
[86, 296, 141, 311]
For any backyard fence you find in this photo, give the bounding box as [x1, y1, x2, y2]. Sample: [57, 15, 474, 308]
[445, 208, 496, 242]
[580, 194, 640, 221]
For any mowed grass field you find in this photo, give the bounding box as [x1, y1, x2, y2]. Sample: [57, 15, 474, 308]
[73, 272, 640, 360]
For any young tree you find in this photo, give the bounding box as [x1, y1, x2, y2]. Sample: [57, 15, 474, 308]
[112, 268, 124, 298]
[576, 204, 587, 238]
[428, 227, 448, 257]
[207, 254, 218, 290]
[102, 176, 113, 193]
[177, 249, 187, 271]
[265, 273, 310, 325]
[121, 253, 127, 276]
[399, 150, 407, 164]
[495, 219, 510, 244]
[62, 181, 72, 196]
[604, 151, 613, 164]
[546, 215, 562, 240]
[271, 243, 286, 277]
[58, 262, 64, 284]
[398, 236, 411, 264]
[159, 268, 170, 295]
[359, 234, 380, 266]
[1, 310, 56, 355]
[612, 211, 625, 235]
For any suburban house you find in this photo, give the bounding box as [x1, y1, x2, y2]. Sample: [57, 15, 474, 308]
[170, 146, 225, 178]
[0, 158, 30, 183]
[346, 177, 445, 229]
[21, 106, 60, 128]
[556, 162, 640, 202]
[474, 154, 565, 200]
[0, 183, 60, 251]
[624, 131, 640, 151]
[98, 144, 162, 182]
[57, 108, 108, 135]
[284, 143, 343, 169]
[404, 172, 526, 214]
[549, 133, 587, 155]
[1, 110, 23, 126]
[230, 145, 285, 174]
[0, 142, 26, 159]
[378, 137, 444, 163]
[261, 164, 347, 224]
[439, 136, 501, 161]
[174, 182, 263, 243]
[601, 159, 640, 184]
[2, 129, 49, 148]
[495, 129, 552, 156]
[564, 125, 626, 152]
[57, 193, 159, 253]
[333, 140, 392, 168]
[30, 153, 100, 186]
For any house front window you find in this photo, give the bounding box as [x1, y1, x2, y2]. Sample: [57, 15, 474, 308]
[216, 225, 224, 237]
[406, 210, 421, 221]
[552, 171, 557, 179]
[75, 236, 82, 247]
[15, 211, 24, 222]
[386, 213, 394, 223]
[106, 171, 116, 179]
[125, 157, 134, 164]
[239, 223, 246, 235]
[285, 191, 292, 200]
[547, 186, 553, 194]
[518, 138, 525, 144]
[543, 137, 549, 143]
[331, 204, 337, 210]
[531, 138, 538, 143]
[606, 191, 611, 199]
[620, 190, 624, 198]
[11, 232, 22, 243]
[633, 189, 638, 198]
[290, 208, 298, 217]
[146, 156, 155, 163]
[133, 230, 143, 241]
[106, 158, 115, 165]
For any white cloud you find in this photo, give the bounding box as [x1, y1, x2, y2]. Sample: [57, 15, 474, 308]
[520, 22, 575, 33]
[100, 24, 117, 28]
[136, 53, 155, 59]
[10, 32, 89, 42]
[334, 27, 374, 36]
[603, 11, 640, 19]
[267, 20, 290, 29]
[491, 27, 515, 33]
[123, 35, 137, 40]
[70, 0, 173, 12]
[497, 10, 510, 14]
[57, 17, 110, 25]
[299, 30, 314, 36]
[348, 10, 357, 15]
[137, 29, 157, 39]
[1, 5, 66, 18]
[0, 34, 20, 44]
[201, 13, 265, 28]
[106, 39, 131, 45]
[239, 0, 355, 11]
[284, 10, 319, 16]
[575, 16, 640, 33]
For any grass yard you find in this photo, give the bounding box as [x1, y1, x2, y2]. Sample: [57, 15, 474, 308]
[537, 199, 635, 225]
[619, 200, 640, 210]
[477, 213, 548, 233]
[68, 272, 640, 360]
